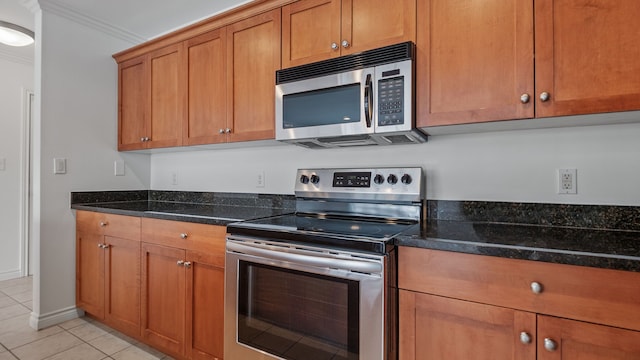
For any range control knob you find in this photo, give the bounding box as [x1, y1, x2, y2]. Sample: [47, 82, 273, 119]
[387, 174, 398, 185]
[310, 174, 320, 184]
[401, 174, 413, 185]
[374, 174, 385, 185]
[300, 175, 309, 184]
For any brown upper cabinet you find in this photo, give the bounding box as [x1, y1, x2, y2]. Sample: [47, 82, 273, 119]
[417, 0, 640, 128]
[184, 29, 228, 146]
[184, 10, 280, 145]
[117, 9, 280, 150]
[282, 0, 416, 68]
[118, 44, 185, 150]
[225, 9, 281, 143]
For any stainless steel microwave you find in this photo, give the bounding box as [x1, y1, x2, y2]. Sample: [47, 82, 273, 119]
[275, 42, 427, 148]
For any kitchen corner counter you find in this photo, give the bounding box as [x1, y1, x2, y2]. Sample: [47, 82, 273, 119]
[396, 220, 640, 272]
[71, 190, 295, 226]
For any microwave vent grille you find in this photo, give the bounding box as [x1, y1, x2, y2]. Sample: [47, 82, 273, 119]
[277, 41, 415, 84]
[297, 141, 325, 149]
[384, 134, 419, 144]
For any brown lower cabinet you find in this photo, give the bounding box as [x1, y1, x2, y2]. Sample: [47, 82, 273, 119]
[398, 247, 640, 359]
[76, 211, 225, 360]
[76, 211, 142, 337]
[141, 218, 225, 360]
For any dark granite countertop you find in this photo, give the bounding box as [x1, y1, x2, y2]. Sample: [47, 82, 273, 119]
[396, 220, 640, 272]
[72, 200, 293, 226]
[71, 194, 640, 272]
[71, 190, 295, 226]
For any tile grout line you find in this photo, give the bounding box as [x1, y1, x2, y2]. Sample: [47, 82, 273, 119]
[64, 327, 112, 360]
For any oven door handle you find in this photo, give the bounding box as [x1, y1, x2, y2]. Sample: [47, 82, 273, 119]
[227, 241, 383, 274]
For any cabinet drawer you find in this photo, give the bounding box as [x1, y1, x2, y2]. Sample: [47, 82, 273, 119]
[76, 210, 140, 240]
[399, 247, 640, 332]
[141, 218, 226, 254]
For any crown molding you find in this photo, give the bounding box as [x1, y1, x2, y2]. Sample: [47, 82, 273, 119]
[36, 0, 146, 45]
[0, 48, 34, 66]
[20, 0, 40, 13]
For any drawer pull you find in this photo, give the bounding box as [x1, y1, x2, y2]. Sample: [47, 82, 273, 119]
[544, 338, 558, 352]
[530, 281, 543, 294]
[180, 233, 188, 239]
[519, 332, 532, 344]
[184, 261, 192, 269]
[99, 221, 108, 227]
[177, 260, 185, 266]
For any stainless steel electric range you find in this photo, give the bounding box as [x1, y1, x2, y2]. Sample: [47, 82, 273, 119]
[225, 167, 424, 360]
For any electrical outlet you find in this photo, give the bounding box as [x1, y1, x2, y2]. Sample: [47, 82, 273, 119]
[256, 171, 265, 188]
[558, 169, 577, 194]
[171, 171, 178, 185]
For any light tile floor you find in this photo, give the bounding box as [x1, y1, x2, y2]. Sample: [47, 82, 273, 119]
[0, 277, 174, 360]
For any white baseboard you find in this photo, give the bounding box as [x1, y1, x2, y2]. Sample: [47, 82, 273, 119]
[0, 269, 23, 282]
[29, 306, 85, 330]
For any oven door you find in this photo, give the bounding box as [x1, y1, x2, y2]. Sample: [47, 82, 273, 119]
[275, 67, 376, 142]
[224, 236, 388, 360]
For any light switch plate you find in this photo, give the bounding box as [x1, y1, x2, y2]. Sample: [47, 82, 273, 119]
[114, 160, 125, 176]
[53, 158, 66, 174]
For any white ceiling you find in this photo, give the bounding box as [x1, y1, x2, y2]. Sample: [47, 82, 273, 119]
[0, 0, 250, 63]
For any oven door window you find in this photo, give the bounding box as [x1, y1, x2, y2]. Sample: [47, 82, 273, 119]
[238, 261, 359, 360]
[282, 84, 361, 129]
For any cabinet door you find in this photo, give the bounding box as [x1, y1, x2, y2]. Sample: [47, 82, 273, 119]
[186, 250, 225, 360]
[148, 44, 185, 149]
[538, 315, 640, 359]
[141, 243, 186, 358]
[76, 231, 105, 318]
[118, 56, 148, 151]
[343, 0, 416, 55]
[104, 236, 141, 337]
[226, 9, 280, 142]
[535, 0, 640, 117]
[282, 0, 341, 67]
[184, 28, 228, 146]
[416, 0, 534, 127]
[399, 290, 536, 360]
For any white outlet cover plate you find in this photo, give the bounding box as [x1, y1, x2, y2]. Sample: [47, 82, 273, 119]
[558, 168, 577, 194]
[115, 160, 125, 176]
[53, 158, 67, 174]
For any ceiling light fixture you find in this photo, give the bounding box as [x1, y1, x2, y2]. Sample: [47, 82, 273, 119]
[0, 20, 35, 47]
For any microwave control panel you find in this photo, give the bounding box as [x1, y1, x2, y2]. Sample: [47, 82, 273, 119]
[377, 73, 405, 126]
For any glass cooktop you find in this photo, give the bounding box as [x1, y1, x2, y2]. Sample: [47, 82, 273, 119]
[227, 213, 419, 254]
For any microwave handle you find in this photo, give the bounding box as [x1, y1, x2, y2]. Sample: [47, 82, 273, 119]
[364, 74, 373, 128]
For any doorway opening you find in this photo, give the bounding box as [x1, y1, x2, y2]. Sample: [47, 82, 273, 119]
[20, 89, 34, 277]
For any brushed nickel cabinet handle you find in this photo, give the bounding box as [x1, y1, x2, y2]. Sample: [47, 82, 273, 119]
[544, 338, 558, 351]
[530, 282, 543, 294]
[539, 92, 550, 102]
